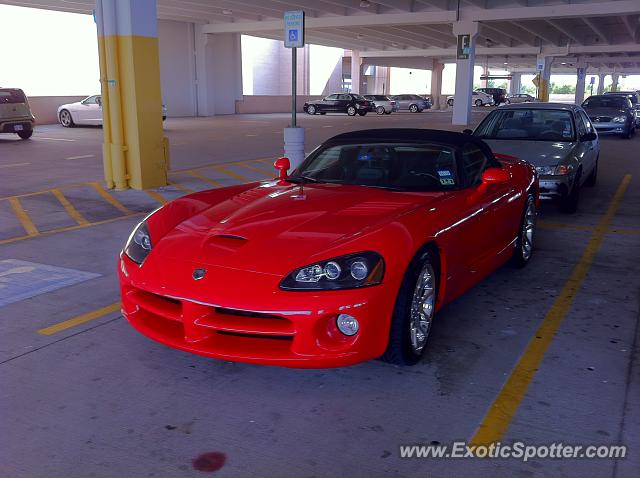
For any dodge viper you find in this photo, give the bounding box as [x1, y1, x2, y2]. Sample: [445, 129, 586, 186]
[119, 129, 537, 368]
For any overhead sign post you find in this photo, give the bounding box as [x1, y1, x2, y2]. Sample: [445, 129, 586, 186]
[284, 10, 305, 128]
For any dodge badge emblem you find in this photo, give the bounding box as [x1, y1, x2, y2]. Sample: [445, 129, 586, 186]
[192, 268, 207, 280]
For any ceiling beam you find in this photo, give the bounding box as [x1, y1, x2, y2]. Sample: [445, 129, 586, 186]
[621, 15, 639, 42]
[511, 21, 561, 46]
[582, 17, 610, 45]
[546, 19, 583, 45]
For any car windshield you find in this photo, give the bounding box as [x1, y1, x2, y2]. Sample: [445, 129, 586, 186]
[474, 108, 575, 141]
[0, 89, 27, 104]
[583, 97, 628, 109]
[292, 142, 459, 191]
[352, 94, 366, 100]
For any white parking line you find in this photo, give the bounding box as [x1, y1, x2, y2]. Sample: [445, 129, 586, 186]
[0, 162, 31, 169]
[65, 154, 95, 160]
[36, 137, 75, 142]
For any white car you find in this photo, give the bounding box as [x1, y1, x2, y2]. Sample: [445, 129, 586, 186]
[57, 95, 167, 127]
[363, 95, 398, 114]
[446, 91, 495, 107]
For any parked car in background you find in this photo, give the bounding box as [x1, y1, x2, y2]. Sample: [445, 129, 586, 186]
[476, 87, 507, 105]
[364, 95, 398, 115]
[505, 93, 536, 104]
[58, 95, 167, 127]
[447, 91, 494, 107]
[389, 94, 431, 112]
[472, 103, 599, 213]
[304, 94, 372, 116]
[604, 91, 640, 127]
[0, 88, 35, 139]
[581, 95, 635, 139]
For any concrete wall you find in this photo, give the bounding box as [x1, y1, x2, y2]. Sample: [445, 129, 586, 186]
[235, 95, 323, 114]
[29, 96, 86, 125]
[158, 19, 197, 117]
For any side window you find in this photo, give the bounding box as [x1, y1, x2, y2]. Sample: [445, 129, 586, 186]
[83, 95, 97, 105]
[325, 94, 338, 100]
[461, 143, 489, 186]
[579, 111, 593, 134]
[338, 94, 351, 100]
[575, 112, 587, 137]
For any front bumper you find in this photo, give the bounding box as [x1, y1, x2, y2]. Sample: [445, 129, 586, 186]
[119, 254, 396, 368]
[593, 122, 628, 134]
[538, 175, 571, 199]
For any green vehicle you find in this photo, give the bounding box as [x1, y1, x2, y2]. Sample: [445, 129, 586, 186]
[0, 88, 35, 140]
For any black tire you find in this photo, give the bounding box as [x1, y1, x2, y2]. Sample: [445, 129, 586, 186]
[306, 105, 317, 115]
[381, 249, 439, 366]
[384, 111, 392, 115]
[447, 98, 454, 107]
[320, 112, 326, 115]
[358, 111, 367, 116]
[585, 158, 598, 187]
[409, 104, 419, 113]
[622, 125, 635, 139]
[475, 99, 483, 107]
[162, 116, 167, 121]
[17, 130, 33, 140]
[347, 106, 357, 116]
[59, 109, 75, 127]
[376, 106, 385, 115]
[559, 170, 581, 214]
[511, 194, 536, 268]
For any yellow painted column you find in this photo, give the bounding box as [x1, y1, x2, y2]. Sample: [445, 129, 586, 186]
[96, 0, 168, 190]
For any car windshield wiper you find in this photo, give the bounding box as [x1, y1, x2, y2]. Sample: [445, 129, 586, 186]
[285, 175, 323, 184]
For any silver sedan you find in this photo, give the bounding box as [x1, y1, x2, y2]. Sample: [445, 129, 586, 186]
[471, 103, 600, 213]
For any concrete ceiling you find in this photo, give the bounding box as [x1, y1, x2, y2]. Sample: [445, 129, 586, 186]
[4, 0, 640, 72]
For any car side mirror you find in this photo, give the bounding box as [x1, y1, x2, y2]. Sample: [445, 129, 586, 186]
[274, 157, 290, 179]
[96, 97, 102, 106]
[580, 131, 597, 142]
[481, 167, 510, 185]
[462, 129, 473, 135]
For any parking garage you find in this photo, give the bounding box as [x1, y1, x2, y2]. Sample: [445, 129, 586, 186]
[1, 1, 640, 477]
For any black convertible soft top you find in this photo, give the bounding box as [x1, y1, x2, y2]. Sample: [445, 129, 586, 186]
[325, 128, 496, 160]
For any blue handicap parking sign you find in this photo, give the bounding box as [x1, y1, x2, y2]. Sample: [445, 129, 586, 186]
[289, 30, 298, 42]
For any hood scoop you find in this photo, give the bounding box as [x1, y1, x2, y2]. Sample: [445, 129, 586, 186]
[205, 234, 248, 254]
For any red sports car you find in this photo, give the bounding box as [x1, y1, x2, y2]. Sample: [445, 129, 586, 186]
[119, 129, 537, 368]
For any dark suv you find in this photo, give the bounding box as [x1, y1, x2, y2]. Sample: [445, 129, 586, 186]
[476, 87, 507, 106]
[604, 91, 640, 127]
[0, 88, 35, 139]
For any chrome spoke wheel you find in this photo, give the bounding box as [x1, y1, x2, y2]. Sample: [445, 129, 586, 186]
[521, 198, 536, 260]
[409, 262, 436, 353]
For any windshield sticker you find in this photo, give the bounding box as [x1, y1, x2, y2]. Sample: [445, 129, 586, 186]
[437, 170, 452, 177]
[440, 178, 455, 186]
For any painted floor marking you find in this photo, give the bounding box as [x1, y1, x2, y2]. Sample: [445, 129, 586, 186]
[38, 302, 120, 336]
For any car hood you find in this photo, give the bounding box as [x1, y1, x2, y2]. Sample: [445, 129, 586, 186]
[481, 140, 576, 167]
[584, 107, 627, 117]
[58, 101, 82, 111]
[152, 182, 447, 275]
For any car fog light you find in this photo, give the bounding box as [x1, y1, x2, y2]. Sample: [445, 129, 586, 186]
[336, 314, 359, 336]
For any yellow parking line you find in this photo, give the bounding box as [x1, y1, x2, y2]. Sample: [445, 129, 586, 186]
[608, 228, 640, 236]
[37, 302, 121, 336]
[169, 181, 195, 194]
[8, 197, 39, 237]
[240, 162, 273, 177]
[188, 170, 223, 188]
[89, 182, 132, 214]
[538, 221, 594, 232]
[0, 212, 144, 246]
[146, 190, 168, 205]
[470, 174, 632, 446]
[51, 189, 89, 226]
[213, 167, 248, 182]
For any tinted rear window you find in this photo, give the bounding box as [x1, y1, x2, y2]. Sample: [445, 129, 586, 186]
[0, 89, 27, 104]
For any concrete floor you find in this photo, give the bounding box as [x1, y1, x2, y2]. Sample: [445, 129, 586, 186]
[1, 111, 639, 478]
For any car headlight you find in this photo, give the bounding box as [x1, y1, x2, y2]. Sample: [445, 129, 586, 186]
[280, 252, 384, 290]
[536, 164, 573, 176]
[123, 221, 152, 264]
[613, 116, 626, 123]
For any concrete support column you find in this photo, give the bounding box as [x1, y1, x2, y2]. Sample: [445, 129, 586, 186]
[575, 64, 587, 105]
[96, 0, 168, 190]
[351, 50, 362, 94]
[536, 55, 553, 102]
[452, 21, 479, 126]
[195, 28, 243, 116]
[509, 73, 521, 95]
[482, 65, 489, 88]
[597, 73, 606, 95]
[430, 60, 444, 110]
[612, 73, 620, 92]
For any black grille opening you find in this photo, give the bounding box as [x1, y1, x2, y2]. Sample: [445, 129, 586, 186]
[216, 330, 293, 341]
[215, 307, 286, 321]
